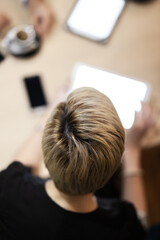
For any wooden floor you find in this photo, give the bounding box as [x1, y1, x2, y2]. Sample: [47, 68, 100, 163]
[141, 145, 160, 225]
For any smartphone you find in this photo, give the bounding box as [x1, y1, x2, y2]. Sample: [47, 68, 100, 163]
[66, 0, 126, 43]
[23, 75, 47, 110]
[0, 53, 5, 63]
[68, 63, 151, 129]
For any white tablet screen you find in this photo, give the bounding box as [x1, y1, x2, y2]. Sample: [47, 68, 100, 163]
[69, 64, 150, 129]
[66, 0, 126, 42]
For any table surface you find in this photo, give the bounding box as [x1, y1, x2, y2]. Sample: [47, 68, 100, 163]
[0, 0, 160, 170]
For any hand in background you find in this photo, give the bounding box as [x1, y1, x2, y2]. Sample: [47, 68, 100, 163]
[125, 103, 158, 150]
[122, 102, 158, 214]
[29, 0, 55, 38]
[0, 13, 10, 33]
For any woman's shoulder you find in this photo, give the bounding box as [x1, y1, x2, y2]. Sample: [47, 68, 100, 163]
[0, 161, 47, 204]
[97, 197, 139, 221]
[96, 197, 146, 239]
[98, 197, 136, 212]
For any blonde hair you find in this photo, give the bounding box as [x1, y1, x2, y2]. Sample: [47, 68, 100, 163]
[42, 87, 124, 195]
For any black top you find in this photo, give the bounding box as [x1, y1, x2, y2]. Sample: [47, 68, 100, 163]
[0, 162, 145, 240]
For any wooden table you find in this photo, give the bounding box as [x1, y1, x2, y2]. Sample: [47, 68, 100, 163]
[0, 0, 160, 224]
[1, 0, 160, 164]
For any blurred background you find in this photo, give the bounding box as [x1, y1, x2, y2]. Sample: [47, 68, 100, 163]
[0, 0, 160, 225]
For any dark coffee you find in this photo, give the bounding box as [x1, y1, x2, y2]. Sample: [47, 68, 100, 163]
[17, 31, 28, 40]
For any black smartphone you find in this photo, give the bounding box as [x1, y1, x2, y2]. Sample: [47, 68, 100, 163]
[0, 53, 5, 63]
[23, 75, 47, 109]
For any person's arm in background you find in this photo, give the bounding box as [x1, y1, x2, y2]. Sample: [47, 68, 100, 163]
[1, 0, 54, 37]
[0, 13, 10, 33]
[28, 0, 55, 38]
[14, 107, 49, 175]
[14, 85, 68, 175]
[122, 103, 158, 223]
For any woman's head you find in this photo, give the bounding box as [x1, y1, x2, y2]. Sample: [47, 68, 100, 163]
[42, 87, 125, 195]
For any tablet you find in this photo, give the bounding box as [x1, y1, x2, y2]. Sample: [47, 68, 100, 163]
[66, 0, 126, 42]
[68, 64, 151, 129]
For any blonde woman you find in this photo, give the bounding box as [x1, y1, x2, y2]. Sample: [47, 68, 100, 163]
[0, 87, 155, 239]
